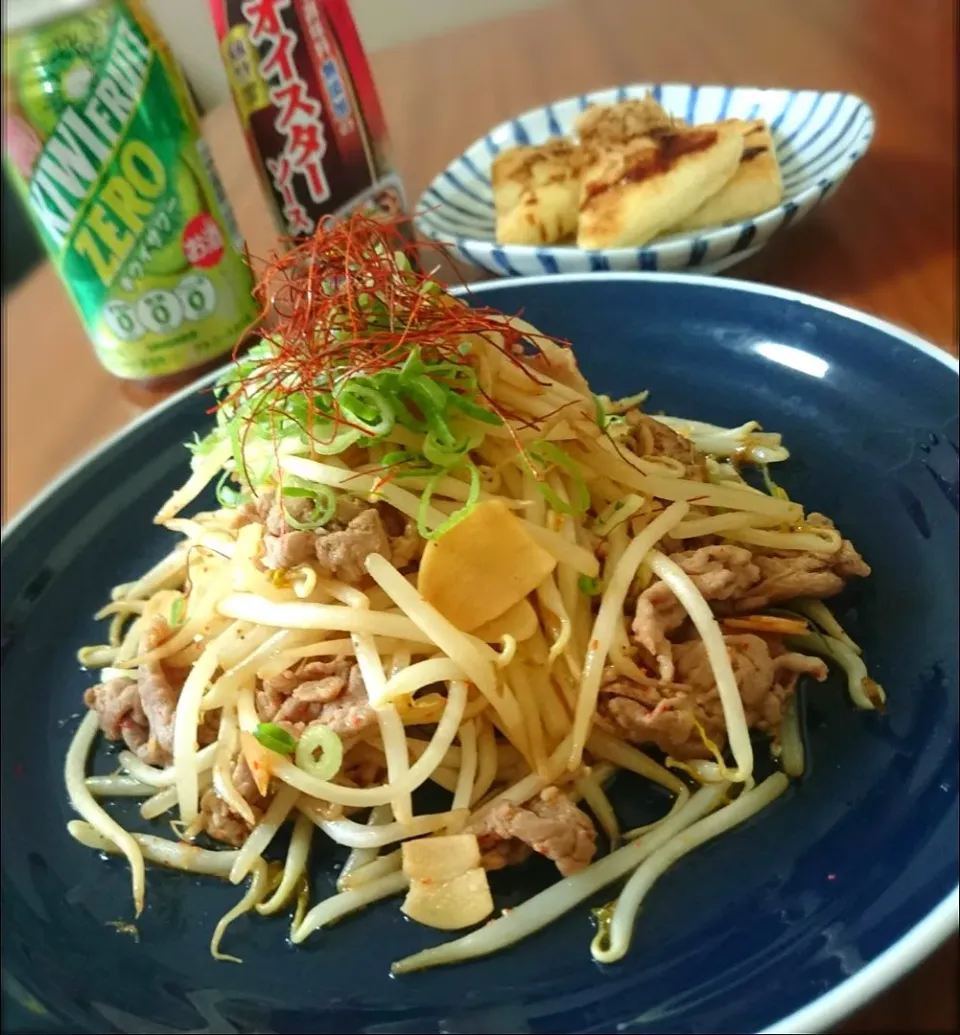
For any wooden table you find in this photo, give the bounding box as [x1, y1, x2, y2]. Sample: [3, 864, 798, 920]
[2, 0, 956, 1029]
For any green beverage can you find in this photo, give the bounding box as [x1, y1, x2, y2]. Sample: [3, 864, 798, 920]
[3, 0, 259, 383]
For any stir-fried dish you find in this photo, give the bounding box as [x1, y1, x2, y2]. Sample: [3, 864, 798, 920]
[67, 214, 882, 971]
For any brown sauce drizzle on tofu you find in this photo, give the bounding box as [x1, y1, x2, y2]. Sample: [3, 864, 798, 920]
[581, 128, 719, 206]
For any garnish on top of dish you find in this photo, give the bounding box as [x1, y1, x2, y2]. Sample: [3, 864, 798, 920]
[67, 213, 880, 973]
[492, 94, 784, 248]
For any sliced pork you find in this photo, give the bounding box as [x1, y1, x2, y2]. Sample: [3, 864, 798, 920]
[737, 549, 870, 611]
[238, 491, 422, 579]
[625, 411, 699, 467]
[313, 508, 391, 583]
[601, 632, 827, 759]
[83, 613, 220, 767]
[83, 676, 148, 754]
[199, 757, 268, 847]
[632, 545, 760, 680]
[134, 617, 179, 765]
[256, 657, 376, 737]
[472, 787, 597, 876]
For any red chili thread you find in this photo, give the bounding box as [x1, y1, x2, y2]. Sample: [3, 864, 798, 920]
[212, 213, 577, 493]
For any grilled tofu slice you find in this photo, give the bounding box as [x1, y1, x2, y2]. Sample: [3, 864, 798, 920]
[492, 139, 582, 245]
[575, 95, 677, 147]
[673, 118, 783, 230]
[576, 123, 744, 249]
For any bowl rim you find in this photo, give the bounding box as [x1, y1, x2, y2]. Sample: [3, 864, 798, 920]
[415, 82, 876, 258]
[2, 273, 956, 1035]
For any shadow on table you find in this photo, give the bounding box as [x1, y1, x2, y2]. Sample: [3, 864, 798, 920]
[1, 167, 44, 297]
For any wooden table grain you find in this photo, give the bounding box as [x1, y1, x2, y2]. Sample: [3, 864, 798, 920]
[2, 0, 956, 1030]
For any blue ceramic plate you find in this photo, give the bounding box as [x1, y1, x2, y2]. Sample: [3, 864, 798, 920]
[2, 275, 957, 1035]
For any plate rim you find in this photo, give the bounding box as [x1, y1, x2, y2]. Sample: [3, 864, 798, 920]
[414, 82, 876, 257]
[461, 81, 872, 164]
[2, 272, 957, 1035]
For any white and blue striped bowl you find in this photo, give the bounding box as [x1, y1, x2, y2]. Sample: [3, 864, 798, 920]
[415, 83, 875, 277]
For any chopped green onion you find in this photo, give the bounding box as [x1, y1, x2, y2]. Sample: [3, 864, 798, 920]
[382, 449, 419, 467]
[398, 346, 425, 382]
[578, 575, 602, 596]
[449, 392, 502, 426]
[593, 394, 610, 430]
[372, 370, 427, 432]
[415, 374, 451, 413]
[215, 471, 243, 507]
[394, 464, 440, 481]
[201, 302, 505, 493]
[419, 460, 481, 540]
[254, 722, 298, 756]
[295, 725, 343, 780]
[528, 441, 590, 515]
[169, 596, 185, 627]
[380, 452, 441, 480]
[282, 484, 336, 530]
[334, 379, 395, 438]
[592, 393, 627, 432]
[309, 425, 363, 456]
[422, 429, 480, 469]
[432, 361, 477, 388]
[401, 374, 458, 445]
[186, 430, 220, 457]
